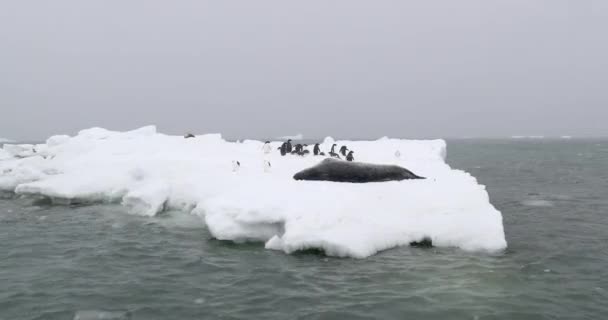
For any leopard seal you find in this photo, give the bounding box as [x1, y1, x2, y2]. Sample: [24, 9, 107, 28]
[293, 158, 424, 183]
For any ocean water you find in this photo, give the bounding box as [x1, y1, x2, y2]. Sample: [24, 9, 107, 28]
[1, 139, 607, 319]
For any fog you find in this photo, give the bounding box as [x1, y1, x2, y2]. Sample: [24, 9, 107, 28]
[1, 1, 607, 140]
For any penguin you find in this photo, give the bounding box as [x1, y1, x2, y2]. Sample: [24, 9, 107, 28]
[263, 160, 272, 172]
[232, 160, 241, 172]
[313, 143, 321, 156]
[184, 133, 195, 139]
[395, 150, 401, 158]
[279, 142, 287, 156]
[296, 149, 310, 156]
[262, 141, 272, 154]
[339, 145, 349, 157]
[286, 139, 293, 153]
[330, 144, 337, 154]
[329, 144, 341, 159]
[346, 151, 355, 162]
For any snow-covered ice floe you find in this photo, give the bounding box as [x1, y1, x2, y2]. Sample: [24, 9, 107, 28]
[0, 126, 506, 258]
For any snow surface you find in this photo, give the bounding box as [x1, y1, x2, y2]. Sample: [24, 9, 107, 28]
[0, 126, 507, 258]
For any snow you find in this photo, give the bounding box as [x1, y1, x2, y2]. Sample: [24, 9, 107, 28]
[0, 149, 11, 161]
[0, 126, 507, 258]
[0, 137, 14, 144]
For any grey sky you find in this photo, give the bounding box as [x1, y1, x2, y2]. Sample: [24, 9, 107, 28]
[1, 1, 607, 141]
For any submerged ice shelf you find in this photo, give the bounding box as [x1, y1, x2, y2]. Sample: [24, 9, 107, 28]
[0, 126, 507, 258]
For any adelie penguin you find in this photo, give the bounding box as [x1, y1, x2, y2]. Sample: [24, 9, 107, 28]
[313, 143, 321, 156]
[262, 141, 272, 154]
[339, 145, 349, 157]
[346, 151, 355, 162]
[286, 139, 293, 153]
[232, 160, 241, 172]
[329, 144, 341, 159]
[278, 142, 287, 156]
[292, 144, 304, 154]
[297, 149, 310, 156]
[263, 160, 272, 172]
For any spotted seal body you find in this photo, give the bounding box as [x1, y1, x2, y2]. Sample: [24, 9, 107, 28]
[293, 158, 424, 183]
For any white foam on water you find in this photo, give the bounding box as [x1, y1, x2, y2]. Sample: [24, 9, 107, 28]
[0, 126, 507, 258]
[73, 310, 131, 320]
[522, 199, 554, 207]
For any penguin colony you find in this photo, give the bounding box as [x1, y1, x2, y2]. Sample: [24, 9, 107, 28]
[278, 140, 354, 161]
[184, 134, 400, 172]
[246, 140, 359, 173]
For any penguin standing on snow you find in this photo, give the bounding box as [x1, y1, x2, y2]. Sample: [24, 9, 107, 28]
[329, 144, 341, 159]
[339, 145, 349, 157]
[263, 160, 272, 172]
[279, 142, 287, 156]
[346, 151, 355, 162]
[232, 160, 241, 172]
[294, 144, 304, 153]
[262, 141, 272, 154]
[286, 139, 293, 153]
[313, 143, 321, 156]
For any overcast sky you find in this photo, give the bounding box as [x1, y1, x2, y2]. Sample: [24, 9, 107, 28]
[1, 1, 607, 141]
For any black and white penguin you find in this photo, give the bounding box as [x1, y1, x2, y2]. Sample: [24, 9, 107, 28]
[286, 139, 293, 153]
[279, 142, 287, 156]
[313, 143, 321, 156]
[329, 144, 341, 159]
[346, 151, 355, 162]
[262, 141, 272, 154]
[263, 160, 272, 172]
[339, 145, 349, 157]
[184, 133, 195, 139]
[232, 160, 241, 172]
[296, 149, 310, 156]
